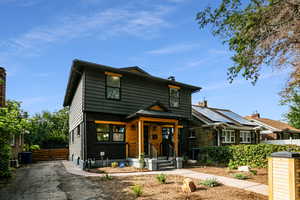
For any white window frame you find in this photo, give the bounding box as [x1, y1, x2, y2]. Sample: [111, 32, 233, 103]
[240, 131, 251, 144]
[221, 129, 235, 143]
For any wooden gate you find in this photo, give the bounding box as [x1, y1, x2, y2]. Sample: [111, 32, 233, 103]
[32, 148, 69, 162]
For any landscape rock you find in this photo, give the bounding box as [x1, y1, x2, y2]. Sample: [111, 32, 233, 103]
[182, 178, 196, 193]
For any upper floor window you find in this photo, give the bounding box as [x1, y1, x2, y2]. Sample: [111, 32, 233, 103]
[169, 85, 180, 108]
[106, 72, 121, 100]
[221, 129, 235, 143]
[240, 131, 251, 143]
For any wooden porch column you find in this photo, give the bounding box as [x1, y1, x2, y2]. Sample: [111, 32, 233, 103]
[174, 122, 179, 157]
[138, 119, 144, 159]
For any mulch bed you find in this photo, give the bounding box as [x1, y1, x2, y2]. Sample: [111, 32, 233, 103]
[89, 175, 267, 200]
[87, 166, 149, 174]
[187, 166, 268, 185]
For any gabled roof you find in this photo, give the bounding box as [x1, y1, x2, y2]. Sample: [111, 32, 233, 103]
[127, 101, 182, 119]
[192, 105, 256, 127]
[119, 66, 150, 76]
[63, 59, 201, 106]
[245, 116, 300, 133]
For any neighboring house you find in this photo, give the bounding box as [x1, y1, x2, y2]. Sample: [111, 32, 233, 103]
[190, 101, 260, 148]
[245, 113, 300, 140]
[63, 59, 201, 169]
[0, 67, 24, 163]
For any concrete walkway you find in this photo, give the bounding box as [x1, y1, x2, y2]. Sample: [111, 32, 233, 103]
[62, 161, 268, 196]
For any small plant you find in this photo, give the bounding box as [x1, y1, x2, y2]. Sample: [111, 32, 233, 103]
[111, 162, 118, 168]
[131, 184, 143, 198]
[250, 169, 257, 176]
[232, 173, 248, 180]
[156, 173, 167, 184]
[199, 178, 220, 187]
[101, 173, 113, 181]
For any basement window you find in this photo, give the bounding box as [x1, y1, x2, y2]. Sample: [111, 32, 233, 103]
[106, 74, 121, 100]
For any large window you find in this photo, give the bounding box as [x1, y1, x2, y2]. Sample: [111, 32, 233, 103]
[106, 75, 121, 100]
[169, 87, 179, 108]
[96, 124, 125, 142]
[221, 130, 235, 143]
[96, 124, 110, 142]
[240, 131, 251, 143]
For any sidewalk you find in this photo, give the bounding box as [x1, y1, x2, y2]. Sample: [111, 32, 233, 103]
[62, 161, 268, 196]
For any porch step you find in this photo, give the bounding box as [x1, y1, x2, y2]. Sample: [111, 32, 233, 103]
[157, 160, 175, 170]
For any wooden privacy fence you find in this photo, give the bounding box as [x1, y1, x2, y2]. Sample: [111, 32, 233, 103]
[32, 148, 69, 162]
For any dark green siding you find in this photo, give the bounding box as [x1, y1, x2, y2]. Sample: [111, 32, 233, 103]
[83, 68, 193, 119]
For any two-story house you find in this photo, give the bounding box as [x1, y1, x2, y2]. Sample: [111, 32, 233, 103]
[63, 60, 201, 169]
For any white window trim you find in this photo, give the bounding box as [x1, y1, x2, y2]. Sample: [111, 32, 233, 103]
[240, 131, 251, 144]
[221, 130, 235, 143]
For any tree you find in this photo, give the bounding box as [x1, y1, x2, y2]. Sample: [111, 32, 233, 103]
[196, 0, 300, 100]
[285, 92, 300, 128]
[26, 107, 69, 148]
[0, 100, 29, 178]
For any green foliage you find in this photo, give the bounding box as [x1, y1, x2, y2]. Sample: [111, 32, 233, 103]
[232, 173, 248, 180]
[250, 169, 257, 176]
[196, 0, 300, 97]
[131, 184, 143, 198]
[0, 100, 29, 178]
[197, 144, 300, 168]
[25, 107, 69, 148]
[285, 92, 300, 129]
[101, 173, 113, 181]
[156, 173, 167, 184]
[111, 162, 118, 168]
[199, 178, 220, 187]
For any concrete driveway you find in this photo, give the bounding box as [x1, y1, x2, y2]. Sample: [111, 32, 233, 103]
[0, 161, 108, 200]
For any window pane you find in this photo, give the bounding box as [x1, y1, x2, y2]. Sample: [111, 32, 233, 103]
[96, 124, 110, 132]
[170, 88, 179, 98]
[107, 75, 120, 87]
[106, 87, 120, 99]
[112, 125, 125, 133]
[97, 132, 109, 141]
[169, 88, 179, 107]
[113, 133, 124, 141]
[170, 98, 179, 107]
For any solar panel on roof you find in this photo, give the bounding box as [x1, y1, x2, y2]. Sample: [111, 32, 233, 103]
[193, 106, 233, 123]
[217, 110, 255, 126]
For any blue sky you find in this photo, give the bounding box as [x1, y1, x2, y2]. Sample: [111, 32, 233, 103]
[0, 0, 290, 120]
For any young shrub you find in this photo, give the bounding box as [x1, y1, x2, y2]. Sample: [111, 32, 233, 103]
[111, 162, 118, 168]
[232, 173, 248, 180]
[250, 169, 257, 176]
[156, 173, 167, 184]
[199, 178, 220, 187]
[101, 173, 113, 181]
[131, 184, 143, 198]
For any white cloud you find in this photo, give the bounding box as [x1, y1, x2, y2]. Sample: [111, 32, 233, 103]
[146, 43, 200, 55]
[0, 0, 42, 6]
[1, 6, 172, 57]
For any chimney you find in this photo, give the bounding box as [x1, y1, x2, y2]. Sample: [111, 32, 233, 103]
[168, 76, 175, 81]
[0, 67, 5, 107]
[198, 100, 208, 107]
[251, 112, 260, 119]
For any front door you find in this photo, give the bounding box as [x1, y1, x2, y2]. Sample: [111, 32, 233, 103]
[162, 127, 174, 158]
[144, 126, 149, 156]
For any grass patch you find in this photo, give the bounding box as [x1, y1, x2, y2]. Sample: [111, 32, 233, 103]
[131, 184, 143, 198]
[199, 178, 220, 187]
[156, 173, 167, 184]
[232, 173, 248, 180]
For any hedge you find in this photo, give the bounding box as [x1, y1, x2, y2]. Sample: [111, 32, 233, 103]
[196, 144, 300, 168]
